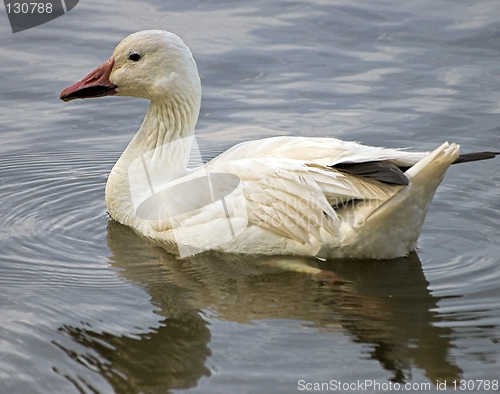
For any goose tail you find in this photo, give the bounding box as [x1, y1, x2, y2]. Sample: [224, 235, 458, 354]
[356, 142, 460, 258]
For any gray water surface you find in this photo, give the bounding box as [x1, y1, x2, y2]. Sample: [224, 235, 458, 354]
[1, 1, 500, 393]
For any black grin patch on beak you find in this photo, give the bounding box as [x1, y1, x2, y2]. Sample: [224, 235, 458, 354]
[61, 85, 117, 102]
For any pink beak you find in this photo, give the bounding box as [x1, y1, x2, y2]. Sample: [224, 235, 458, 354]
[60, 58, 117, 102]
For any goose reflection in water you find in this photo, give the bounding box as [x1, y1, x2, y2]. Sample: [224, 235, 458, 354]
[53, 221, 461, 392]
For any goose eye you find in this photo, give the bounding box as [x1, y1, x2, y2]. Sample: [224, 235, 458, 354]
[128, 52, 141, 62]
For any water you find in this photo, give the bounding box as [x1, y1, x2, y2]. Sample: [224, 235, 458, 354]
[1, 0, 500, 393]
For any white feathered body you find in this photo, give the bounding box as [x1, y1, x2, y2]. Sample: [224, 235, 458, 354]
[106, 132, 459, 259]
[60, 29, 461, 259]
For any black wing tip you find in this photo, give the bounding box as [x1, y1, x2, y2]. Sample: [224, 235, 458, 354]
[332, 162, 409, 186]
[331, 151, 499, 186]
[452, 151, 500, 165]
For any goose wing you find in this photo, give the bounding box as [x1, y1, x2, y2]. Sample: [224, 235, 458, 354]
[206, 155, 409, 244]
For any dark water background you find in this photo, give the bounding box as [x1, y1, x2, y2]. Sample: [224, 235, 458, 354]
[1, 1, 500, 393]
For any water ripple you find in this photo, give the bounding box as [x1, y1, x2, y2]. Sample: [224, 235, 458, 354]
[0, 150, 121, 290]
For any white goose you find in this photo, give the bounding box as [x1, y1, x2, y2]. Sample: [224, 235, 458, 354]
[61, 30, 497, 259]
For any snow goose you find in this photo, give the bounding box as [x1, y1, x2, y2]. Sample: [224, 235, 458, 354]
[60, 30, 498, 259]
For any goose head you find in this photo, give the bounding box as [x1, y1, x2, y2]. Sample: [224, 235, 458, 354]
[60, 30, 202, 105]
